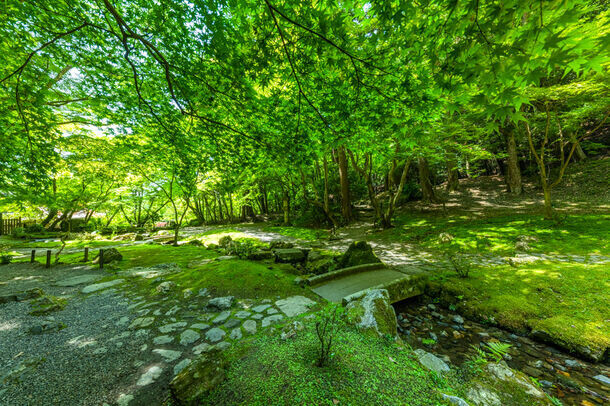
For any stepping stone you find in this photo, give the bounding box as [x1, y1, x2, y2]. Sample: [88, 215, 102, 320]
[213, 311, 231, 325]
[82, 279, 125, 294]
[594, 374, 610, 385]
[159, 322, 187, 333]
[140, 344, 148, 351]
[234, 310, 251, 319]
[252, 304, 271, 313]
[129, 317, 155, 329]
[229, 328, 242, 340]
[215, 342, 231, 351]
[243, 320, 257, 335]
[92, 347, 108, 355]
[224, 318, 240, 329]
[153, 335, 174, 345]
[56, 274, 100, 287]
[152, 349, 182, 362]
[206, 296, 235, 311]
[165, 305, 181, 316]
[135, 329, 149, 338]
[180, 329, 200, 345]
[267, 308, 278, 315]
[262, 314, 284, 327]
[205, 327, 226, 342]
[174, 359, 191, 376]
[137, 366, 163, 386]
[251, 314, 263, 320]
[192, 343, 212, 355]
[275, 296, 316, 317]
[191, 323, 210, 330]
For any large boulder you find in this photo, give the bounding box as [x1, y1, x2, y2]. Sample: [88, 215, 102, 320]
[206, 296, 235, 311]
[170, 349, 227, 405]
[345, 289, 397, 337]
[92, 248, 122, 265]
[337, 241, 381, 269]
[273, 248, 306, 263]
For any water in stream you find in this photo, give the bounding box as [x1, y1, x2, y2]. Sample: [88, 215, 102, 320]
[394, 298, 610, 405]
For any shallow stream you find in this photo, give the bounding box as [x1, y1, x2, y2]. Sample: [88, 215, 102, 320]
[395, 298, 609, 405]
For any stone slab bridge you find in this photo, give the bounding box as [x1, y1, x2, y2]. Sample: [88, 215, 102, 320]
[307, 263, 429, 305]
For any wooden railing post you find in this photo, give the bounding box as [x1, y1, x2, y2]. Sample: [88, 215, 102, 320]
[99, 249, 104, 269]
[46, 250, 51, 268]
[84, 247, 89, 262]
[31, 250, 36, 263]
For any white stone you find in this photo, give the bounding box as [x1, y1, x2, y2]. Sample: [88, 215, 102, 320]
[81, 279, 125, 294]
[152, 349, 182, 362]
[117, 394, 134, 406]
[275, 296, 316, 317]
[153, 335, 174, 345]
[137, 366, 163, 386]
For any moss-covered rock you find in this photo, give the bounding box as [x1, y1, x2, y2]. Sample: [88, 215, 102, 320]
[337, 241, 381, 269]
[170, 349, 227, 405]
[92, 248, 122, 264]
[29, 295, 67, 316]
[345, 289, 397, 337]
[218, 235, 233, 248]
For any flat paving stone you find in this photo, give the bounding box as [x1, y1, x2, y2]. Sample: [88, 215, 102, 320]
[159, 322, 187, 333]
[262, 314, 284, 327]
[153, 335, 174, 345]
[180, 329, 200, 345]
[205, 327, 226, 342]
[234, 310, 251, 319]
[252, 304, 271, 313]
[275, 296, 316, 317]
[243, 320, 257, 335]
[173, 359, 191, 376]
[229, 328, 242, 340]
[56, 274, 101, 287]
[128, 317, 154, 329]
[213, 311, 231, 324]
[81, 279, 125, 294]
[224, 318, 240, 328]
[192, 342, 212, 355]
[152, 349, 182, 362]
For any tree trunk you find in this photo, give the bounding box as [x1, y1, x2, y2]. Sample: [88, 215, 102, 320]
[446, 155, 459, 191]
[418, 157, 436, 203]
[504, 127, 522, 194]
[41, 208, 58, 227]
[543, 186, 553, 220]
[282, 194, 290, 225]
[337, 146, 352, 222]
[570, 133, 587, 161]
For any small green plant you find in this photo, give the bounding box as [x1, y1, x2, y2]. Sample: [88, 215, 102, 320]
[314, 304, 344, 367]
[0, 254, 13, 265]
[11, 226, 27, 238]
[226, 239, 257, 259]
[29, 295, 67, 316]
[546, 395, 562, 406]
[447, 250, 471, 278]
[464, 345, 488, 374]
[421, 338, 436, 346]
[484, 342, 512, 362]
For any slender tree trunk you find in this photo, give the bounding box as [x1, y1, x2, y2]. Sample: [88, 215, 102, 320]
[504, 127, 523, 194]
[337, 147, 352, 222]
[282, 194, 290, 225]
[446, 154, 459, 191]
[418, 157, 436, 203]
[569, 132, 587, 161]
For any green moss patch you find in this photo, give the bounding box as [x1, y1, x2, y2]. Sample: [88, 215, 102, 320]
[203, 323, 449, 405]
[29, 295, 67, 316]
[431, 261, 610, 358]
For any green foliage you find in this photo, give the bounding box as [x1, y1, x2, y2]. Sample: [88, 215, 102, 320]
[314, 304, 344, 367]
[0, 254, 12, 265]
[484, 342, 512, 363]
[29, 295, 67, 316]
[11, 227, 26, 238]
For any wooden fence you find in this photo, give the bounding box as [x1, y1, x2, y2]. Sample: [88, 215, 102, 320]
[0, 214, 22, 235]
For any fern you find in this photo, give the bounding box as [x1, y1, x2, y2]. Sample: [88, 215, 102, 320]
[485, 342, 512, 362]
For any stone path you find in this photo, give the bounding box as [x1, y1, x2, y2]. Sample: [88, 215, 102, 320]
[231, 224, 610, 270]
[0, 261, 319, 406]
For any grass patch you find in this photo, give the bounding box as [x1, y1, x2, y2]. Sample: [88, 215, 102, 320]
[260, 225, 326, 241]
[391, 213, 609, 256]
[432, 261, 610, 357]
[204, 323, 450, 405]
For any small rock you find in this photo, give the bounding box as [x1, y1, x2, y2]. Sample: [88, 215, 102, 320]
[243, 320, 257, 335]
[413, 349, 450, 373]
[180, 329, 200, 345]
[137, 366, 163, 386]
[117, 394, 134, 406]
[205, 327, 226, 343]
[159, 322, 188, 333]
[441, 394, 468, 406]
[234, 311, 251, 319]
[129, 317, 155, 329]
[275, 296, 316, 317]
[229, 328, 242, 340]
[191, 323, 210, 330]
[452, 315, 464, 324]
[81, 279, 125, 294]
[156, 281, 176, 294]
[262, 314, 284, 327]
[213, 311, 231, 325]
[152, 349, 182, 362]
[193, 343, 212, 355]
[593, 374, 610, 385]
[252, 304, 271, 313]
[153, 335, 173, 345]
[215, 342, 231, 351]
[564, 359, 580, 368]
[206, 296, 235, 311]
[266, 308, 279, 315]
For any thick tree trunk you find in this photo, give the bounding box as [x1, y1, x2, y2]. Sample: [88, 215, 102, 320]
[337, 147, 352, 222]
[418, 157, 436, 203]
[41, 208, 58, 227]
[446, 155, 459, 191]
[504, 127, 523, 194]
